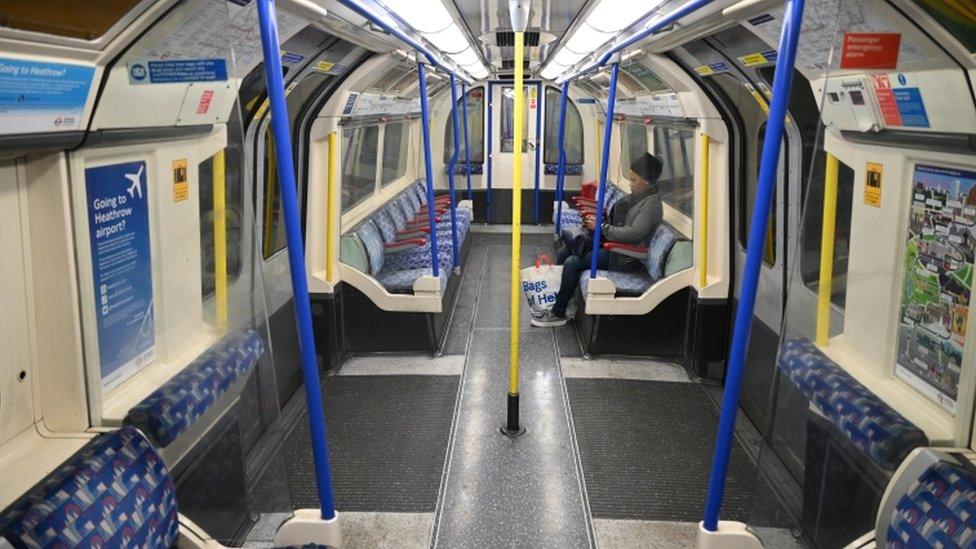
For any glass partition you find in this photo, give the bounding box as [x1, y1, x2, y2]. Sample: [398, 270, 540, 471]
[382, 121, 409, 186]
[444, 86, 485, 163]
[543, 86, 584, 166]
[743, 1, 976, 547]
[68, 0, 296, 544]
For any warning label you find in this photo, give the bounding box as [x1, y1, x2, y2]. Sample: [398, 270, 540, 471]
[840, 33, 901, 70]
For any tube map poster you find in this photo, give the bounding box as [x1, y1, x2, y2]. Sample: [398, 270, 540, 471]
[896, 164, 976, 414]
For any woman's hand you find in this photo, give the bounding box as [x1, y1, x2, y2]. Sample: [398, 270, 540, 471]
[583, 215, 596, 231]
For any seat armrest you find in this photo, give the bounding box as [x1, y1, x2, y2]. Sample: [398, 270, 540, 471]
[397, 226, 429, 237]
[384, 238, 427, 252]
[603, 241, 648, 260]
[407, 216, 442, 225]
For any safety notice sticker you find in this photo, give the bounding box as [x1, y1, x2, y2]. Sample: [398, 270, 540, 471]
[128, 59, 228, 85]
[0, 57, 95, 134]
[85, 161, 156, 391]
[840, 33, 901, 70]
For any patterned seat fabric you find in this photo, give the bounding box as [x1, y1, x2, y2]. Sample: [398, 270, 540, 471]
[376, 266, 451, 294]
[124, 329, 265, 447]
[778, 337, 928, 470]
[453, 163, 483, 175]
[645, 224, 681, 280]
[544, 164, 584, 175]
[887, 460, 976, 547]
[356, 219, 452, 292]
[580, 270, 652, 296]
[0, 426, 179, 548]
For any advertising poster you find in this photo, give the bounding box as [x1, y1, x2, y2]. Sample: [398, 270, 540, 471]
[85, 161, 156, 391]
[0, 57, 95, 134]
[896, 164, 976, 414]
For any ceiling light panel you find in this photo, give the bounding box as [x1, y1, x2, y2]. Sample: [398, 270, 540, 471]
[381, 0, 452, 33]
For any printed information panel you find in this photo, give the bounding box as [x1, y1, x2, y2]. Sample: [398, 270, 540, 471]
[85, 161, 156, 391]
[896, 164, 976, 414]
[0, 57, 95, 134]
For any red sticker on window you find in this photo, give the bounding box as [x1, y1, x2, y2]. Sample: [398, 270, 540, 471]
[197, 90, 214, 114]
[840, 33, 901, 70]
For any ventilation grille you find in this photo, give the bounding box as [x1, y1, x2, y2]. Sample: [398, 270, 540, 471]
[494, 31, 540, 47]
[501, 60, 531, 71]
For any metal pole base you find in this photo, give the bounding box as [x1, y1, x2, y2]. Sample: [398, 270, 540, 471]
[501, 393, 525, 437]
[275, 509, 342, 548]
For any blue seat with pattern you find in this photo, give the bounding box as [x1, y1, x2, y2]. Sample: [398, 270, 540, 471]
[887, 459, 976, 547]
[124, 329, 266, 447]
[778, 337, 928, 470]
[552, 181, 624, 227]
[579, 223, 687, 297]
[356, 219, 450, 293]
[544, 163, 583, 175]
[0, 426, 179, 548]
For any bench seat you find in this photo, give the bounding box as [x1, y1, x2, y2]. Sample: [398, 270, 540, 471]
[779, 337, 928, 470]
[124, 329, 265, 447]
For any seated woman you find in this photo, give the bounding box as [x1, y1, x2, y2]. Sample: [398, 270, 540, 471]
[532, 152, 663, 327]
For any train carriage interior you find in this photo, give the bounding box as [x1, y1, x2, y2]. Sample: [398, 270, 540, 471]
[0, 0, 975, 547]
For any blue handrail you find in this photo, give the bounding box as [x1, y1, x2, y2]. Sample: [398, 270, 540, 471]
[557, 0, 715, 84]
[461, 83, 473, 200]
[486, 84, 494, 222]
[702, 0, 806, 532]
[447, 73, 462, 267]
[254, 0, 337, 521]
[554, 81, 569, 235]
[533, 82, 542, 224]
[589, 62, 619, 278]
[417, 62, 441, 277]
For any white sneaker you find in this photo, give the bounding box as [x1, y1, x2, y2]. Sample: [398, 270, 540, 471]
[531, 310, 568, 327]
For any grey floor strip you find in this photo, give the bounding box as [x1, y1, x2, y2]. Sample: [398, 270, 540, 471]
[561, 357, 691, 382]
[432, 233, 595, 548]
[338, 355, 464, 376]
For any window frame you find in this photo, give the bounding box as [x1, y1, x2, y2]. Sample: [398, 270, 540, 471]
[340, 122, 381, 214]
[381, 120, 408, 187]
[543, 86, 584, 166]
[443, 86, 486, 164]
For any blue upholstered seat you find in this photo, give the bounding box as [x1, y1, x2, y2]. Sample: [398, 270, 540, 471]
[887, 460, 976, 547]
[778, 338, 928, 470]
[376, 267, 451, 293]
[453, 163, 483, 175]
[0, 426, 179, 548]
[579, 223, 685, 297]
[356, 219, 453, 293]
[544, 163, 583, 175]
[124, 329, 265, 447]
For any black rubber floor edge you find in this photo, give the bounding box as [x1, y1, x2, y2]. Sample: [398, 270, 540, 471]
[284, 375, 459, 512]
[566, 378, 794, 526]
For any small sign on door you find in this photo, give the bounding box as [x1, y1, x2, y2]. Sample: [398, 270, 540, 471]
[865, 162, 883, 207]
[173, 159, 189, 202]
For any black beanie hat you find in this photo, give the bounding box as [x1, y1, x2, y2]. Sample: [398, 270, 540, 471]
[631, 152, 663, 184]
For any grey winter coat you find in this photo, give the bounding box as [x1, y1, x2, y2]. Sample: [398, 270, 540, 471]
[601, 189, 663, 244]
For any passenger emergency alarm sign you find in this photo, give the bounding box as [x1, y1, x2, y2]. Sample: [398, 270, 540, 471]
[840, 33, 901, 70]
[85, 161, 156, 391]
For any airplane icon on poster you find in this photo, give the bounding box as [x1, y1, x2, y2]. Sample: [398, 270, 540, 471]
[125, 165, 144, 199]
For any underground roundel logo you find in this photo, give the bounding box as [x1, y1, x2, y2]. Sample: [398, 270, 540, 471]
[130, 63, 148, 81]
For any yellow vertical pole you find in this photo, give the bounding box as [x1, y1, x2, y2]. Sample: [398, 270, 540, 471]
[326, 131, 338, 284]
[509, 32, 525, 399]
[816, 153, 839, 346]
[698, 133, 709, 288]
[263, 133, 278, 259]
[213, 149, 228, 332]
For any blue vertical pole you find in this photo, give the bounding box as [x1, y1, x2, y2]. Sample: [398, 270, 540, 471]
[533, 82, 542, 224]
[254, 0, 336, 520]
[590, 63, 619, 278]
[461, 83, 473, 201]
[554, 81, 569, 235]
[702, 0, 805, 532]
[447, 74, 461, 268]
[417, 61, 440, 277]
[486, 84, 494, 222]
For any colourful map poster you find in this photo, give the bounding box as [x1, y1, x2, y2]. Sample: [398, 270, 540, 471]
[896, 164, 976, 414]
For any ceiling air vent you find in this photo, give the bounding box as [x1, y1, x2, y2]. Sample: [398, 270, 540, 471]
[494, 31, 540, 47]
[501, 60, 532, 71]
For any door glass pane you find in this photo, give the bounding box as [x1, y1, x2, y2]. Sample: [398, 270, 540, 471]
[543, 87, 584, 165]
[500, 86, 529, 153]
[444, 87, 486, 163]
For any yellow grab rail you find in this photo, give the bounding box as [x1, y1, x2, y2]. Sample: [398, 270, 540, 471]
[816, 153, 839, 346]
[698, 133, 709, 288]
[509, 32, 525, 398]
[326, 131, 338, 284]
[213, 149, 228, 332]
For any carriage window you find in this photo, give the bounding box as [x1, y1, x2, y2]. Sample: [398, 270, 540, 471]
[621, 122, 648, 177]
[444, 87, 485, 163]
[381, 122, 408, 187]
[199, 148, 243, 298]
[909, 0, 976, 53]
[800, 158, 855, 308]
[341, 125, 379, 212]
[543, 87, 584, 165]
[0, 0, 143, 39]
[653, 126, 696, 217]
